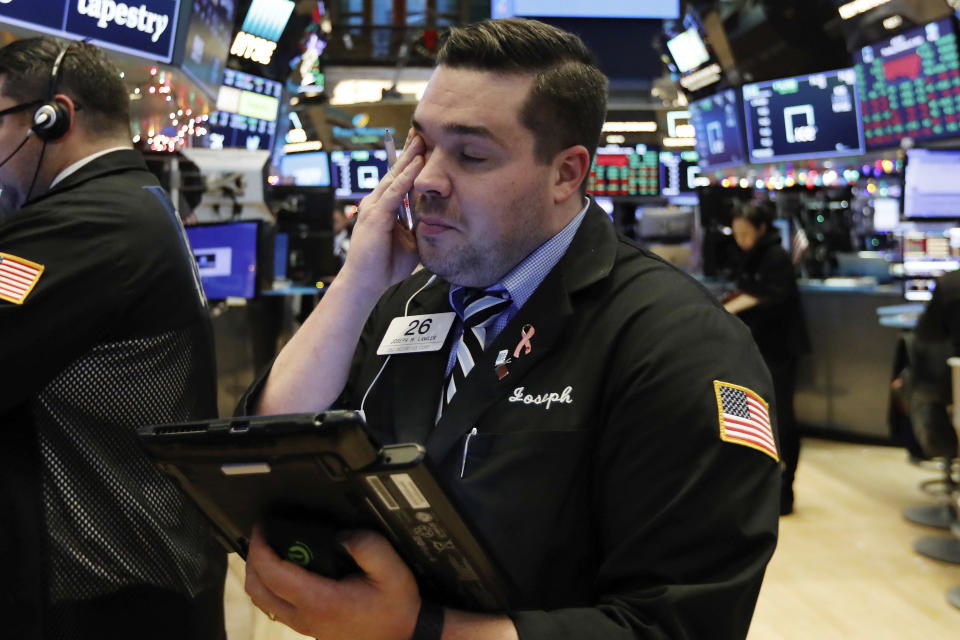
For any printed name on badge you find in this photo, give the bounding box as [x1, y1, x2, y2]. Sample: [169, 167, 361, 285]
[377, 312, 457, 355]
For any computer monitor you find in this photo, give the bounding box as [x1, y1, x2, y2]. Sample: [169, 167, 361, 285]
[666, 28, 710, 74]
[330, 150, 391, 200]
[185, 221, 262, 300]
[873, 197, 901, 231]
[587, 144, 660, 197]
[854, 17, 960, 150]
[902, 227, 960, 301]
[903, 148, 960, 220]
[201, 69, 282, 151]
[742, 68, 864, 163]
[688, 89, 748, 169]
[659, 150, 700, 197]
[277, 152, 331, 187]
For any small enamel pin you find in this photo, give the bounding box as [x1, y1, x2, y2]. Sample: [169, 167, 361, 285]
[513, 324, 535, 358]
[495, 349, 511, 380]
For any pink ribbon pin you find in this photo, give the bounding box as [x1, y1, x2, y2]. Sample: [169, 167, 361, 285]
[513, 324, 535, 358]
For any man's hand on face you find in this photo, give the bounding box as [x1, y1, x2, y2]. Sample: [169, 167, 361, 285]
[340, 129, 425, 296]
[244, 526, 422, 640]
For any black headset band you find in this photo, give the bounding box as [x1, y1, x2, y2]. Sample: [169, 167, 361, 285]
[48, 44, 70, 101]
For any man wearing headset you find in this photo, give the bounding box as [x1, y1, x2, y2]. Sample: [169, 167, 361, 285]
[0, 39, 226, 638]
[241, 19, 780, 640]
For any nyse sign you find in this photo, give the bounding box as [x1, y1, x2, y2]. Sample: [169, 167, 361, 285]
[0, 0, 180, 62]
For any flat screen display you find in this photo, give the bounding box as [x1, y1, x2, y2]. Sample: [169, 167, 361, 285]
[491, 0, 679, 19]
[185, 221, 259, 299]
[203, 69, 282, 151]
[278, 152, 331, 187]
[586, 145, 660, 197]
[902, 228, 960, 301]
[688, 89, 748, 169]
[666, 28, 710, 74]
[179, 0, 234, 98]
[742, 68, 864, 162]
[330, 150, 390, 200]
[855, 17, 960, 149]
[903, 148, 960, 220]
[659, 150, 700, 197]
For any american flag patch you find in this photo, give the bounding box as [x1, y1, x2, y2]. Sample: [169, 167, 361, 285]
[0, 252, 44, 305]
[714, 380, 778, 461]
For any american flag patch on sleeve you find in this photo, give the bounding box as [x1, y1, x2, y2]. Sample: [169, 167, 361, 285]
[0, 252, 44, 305]
[714, 380, 778, 461]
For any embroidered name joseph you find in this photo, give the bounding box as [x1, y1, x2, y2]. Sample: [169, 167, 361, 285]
[508, 386, 573, 410]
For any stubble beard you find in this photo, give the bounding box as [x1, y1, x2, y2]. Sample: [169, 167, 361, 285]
[415, 191, 545, 287]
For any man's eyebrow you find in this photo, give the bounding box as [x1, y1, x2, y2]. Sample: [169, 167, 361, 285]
[411, 119, 501, 145]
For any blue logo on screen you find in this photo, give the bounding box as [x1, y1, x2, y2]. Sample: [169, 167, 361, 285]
[240, 0, 294, 42]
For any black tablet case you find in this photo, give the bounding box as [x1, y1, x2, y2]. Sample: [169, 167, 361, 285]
[137, 411, 510, 612]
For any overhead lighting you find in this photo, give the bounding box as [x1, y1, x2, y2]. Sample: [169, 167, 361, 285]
[883, 14, 903, 30]
[330, 79, 428, 104]
[286, 128, 308, 143]
[283, 141, 324, 153]
[602, 121, 658, 133]
[678, 63, 722, 92]
[605, 134, 626, 144]
[662, 137, 696, 147]
[838, 0, 891, 20]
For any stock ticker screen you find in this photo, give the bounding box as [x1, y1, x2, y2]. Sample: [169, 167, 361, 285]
[586, 145, 660, 197]
[742, 68, 864, 162]
[205, 69, 281, 151]
[659, 150, 700, 197]
[855, 17, 960, 149]
[688, 89, 748, 169]
[330, 150, 391, 200]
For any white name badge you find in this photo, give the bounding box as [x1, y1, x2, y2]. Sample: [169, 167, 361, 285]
[376, 312, 457, 355]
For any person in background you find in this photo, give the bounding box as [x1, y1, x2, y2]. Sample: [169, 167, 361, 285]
[725, 202, 809, 515]
[0, 38, 225, 638]
[239, 18, 779, 639]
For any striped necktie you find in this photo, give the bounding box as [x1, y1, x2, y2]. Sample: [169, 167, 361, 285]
[442, 287, 511, 412]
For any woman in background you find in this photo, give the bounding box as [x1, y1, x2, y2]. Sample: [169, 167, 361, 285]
[725, 202, 809, 515]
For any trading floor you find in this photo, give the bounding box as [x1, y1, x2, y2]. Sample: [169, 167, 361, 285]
[221, 438, 960, 640]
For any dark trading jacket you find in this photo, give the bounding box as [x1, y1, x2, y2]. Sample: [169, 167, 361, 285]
[734, 232, 809, 364]
[0, 150, 225, 640]
[245, 203, 781, 639]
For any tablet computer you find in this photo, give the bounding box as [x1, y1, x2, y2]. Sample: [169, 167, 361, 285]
[137, 411, 511, 612]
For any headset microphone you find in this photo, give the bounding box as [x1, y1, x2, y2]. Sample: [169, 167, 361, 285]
[0, 130, 34, 169]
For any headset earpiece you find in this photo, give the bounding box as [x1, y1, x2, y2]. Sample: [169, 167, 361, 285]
[31, 44, 71, 142]
[32, 100, 70, 141]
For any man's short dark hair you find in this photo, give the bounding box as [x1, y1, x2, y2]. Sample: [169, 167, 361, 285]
[0, 38, 130, 137]
[437, 19, 608, 169]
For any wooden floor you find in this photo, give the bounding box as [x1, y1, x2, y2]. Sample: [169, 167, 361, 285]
[223, 438, 960, 639]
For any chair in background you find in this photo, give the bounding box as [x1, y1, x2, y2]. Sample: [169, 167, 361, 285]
[913, 355, 960, 565]
[943, 358, 960, 609]
[898, 335, 959, 530]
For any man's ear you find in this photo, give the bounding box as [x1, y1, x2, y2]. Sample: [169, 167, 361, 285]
[551, 144, 590, 205]
[49, 94, 78, 140]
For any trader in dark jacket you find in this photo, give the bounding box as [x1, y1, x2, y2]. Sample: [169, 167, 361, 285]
[0, 38, 225, 639]
[725, 202, 809, 515]
[240, 19, 780, 640]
